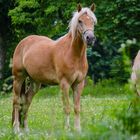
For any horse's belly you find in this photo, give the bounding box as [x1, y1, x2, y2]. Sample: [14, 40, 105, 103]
[25, 65, 59, 85]
[43, 72, 59, 85]
[31, 72, 59, 85]
[23, 47, 59, 84]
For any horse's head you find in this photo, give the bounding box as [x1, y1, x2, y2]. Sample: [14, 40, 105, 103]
[77, 4, 97, 46]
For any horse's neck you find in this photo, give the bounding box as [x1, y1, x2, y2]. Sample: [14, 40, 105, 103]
[69, 32, 87, 59]
[56, 32, 87, 60]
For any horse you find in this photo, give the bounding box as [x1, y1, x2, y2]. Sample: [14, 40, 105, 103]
[131, 50, 140, 96]
[12, 3, 97, 133]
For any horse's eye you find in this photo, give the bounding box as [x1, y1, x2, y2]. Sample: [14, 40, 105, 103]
[78, 20, 83, 24]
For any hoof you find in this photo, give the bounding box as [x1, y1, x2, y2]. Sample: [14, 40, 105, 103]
[64, 124, 71, 131]
[74, 126, 81, 133]
[24, 127, 29, 133]
[13, 126, 20, 134]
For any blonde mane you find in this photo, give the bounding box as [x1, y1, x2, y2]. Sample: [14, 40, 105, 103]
[69, 7, 97, 39]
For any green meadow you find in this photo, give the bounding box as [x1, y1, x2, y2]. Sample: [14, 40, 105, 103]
[0, 80, 139, 140]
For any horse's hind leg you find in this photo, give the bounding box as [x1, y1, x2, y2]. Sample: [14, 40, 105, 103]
[12, 76, 24, 133]
[20, 80, 40, 131]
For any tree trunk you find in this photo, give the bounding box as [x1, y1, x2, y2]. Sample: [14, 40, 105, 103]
[0, 36, 4, 79]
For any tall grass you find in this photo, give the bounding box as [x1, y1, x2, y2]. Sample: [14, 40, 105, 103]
[0, 79, 139, 140]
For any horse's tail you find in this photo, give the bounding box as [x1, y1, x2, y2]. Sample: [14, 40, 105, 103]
[20, 80, 25, 96]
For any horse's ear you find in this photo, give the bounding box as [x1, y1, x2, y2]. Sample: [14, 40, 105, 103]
[77, 3, 82, 12]
[90, 3, 96, 12]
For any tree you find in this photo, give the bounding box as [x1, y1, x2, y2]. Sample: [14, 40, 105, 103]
[0, 0, 15, 80]
[8, 0, 78, 39]
[87, 0, 140, 82]
[0, 0, 140, 86]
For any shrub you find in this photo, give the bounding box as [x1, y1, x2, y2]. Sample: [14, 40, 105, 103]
[116, 97, 140, 137]
[0, 76, 13, 95]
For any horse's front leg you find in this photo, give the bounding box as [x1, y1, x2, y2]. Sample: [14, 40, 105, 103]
[60, 79, 70, 130]
[72, 80, 84, 132]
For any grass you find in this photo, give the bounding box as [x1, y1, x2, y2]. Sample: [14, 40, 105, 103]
[0, 79, 137, 140]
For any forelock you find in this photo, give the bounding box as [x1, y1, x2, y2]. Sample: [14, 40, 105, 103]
[69, 7, 97, 38]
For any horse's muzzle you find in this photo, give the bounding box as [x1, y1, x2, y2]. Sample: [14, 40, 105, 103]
[84, 30, 96, 46]
[86, 35, 96, 46]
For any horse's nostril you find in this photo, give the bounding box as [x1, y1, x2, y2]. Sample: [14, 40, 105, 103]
[86, 36, 89, 41]
[86, 34, 96, 45]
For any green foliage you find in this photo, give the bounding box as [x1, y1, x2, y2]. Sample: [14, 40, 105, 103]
[87, 0, 140, 82]
[85, 76, 94, 86]
[8, 0, 77, 39]
[116, 97, 140, 137]
[0, 76, 13, 95]
[83, 78, 130, 98]
[110, 39, 140, 82]
[0, 0, 140, 91]
[0, 0, 15, 83]
[35, 78, 128, 98]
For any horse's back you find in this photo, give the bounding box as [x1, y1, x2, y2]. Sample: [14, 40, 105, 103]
[15, 35, 53, 52]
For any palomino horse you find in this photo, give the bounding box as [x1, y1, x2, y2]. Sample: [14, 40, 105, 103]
[12, 4, 97, 133]
[131, 50, 140, 96]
